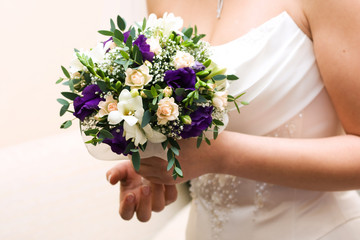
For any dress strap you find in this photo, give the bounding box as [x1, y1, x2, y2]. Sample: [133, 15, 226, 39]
[217, 0, 224, 18]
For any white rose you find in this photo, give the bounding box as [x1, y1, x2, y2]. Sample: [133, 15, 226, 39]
[173, 51, 195, 69]
[212, 91, 228, 110]
[156, 97, 179, 125]
[98, 95, 118, 118]
[125, 65, 153, 89]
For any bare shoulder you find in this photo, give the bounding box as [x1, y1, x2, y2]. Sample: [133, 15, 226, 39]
[146, 0, 173, 16]
[301, 0, 360, 135]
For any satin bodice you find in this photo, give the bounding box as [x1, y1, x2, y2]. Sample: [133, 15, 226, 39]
[187, 12, 360, 240]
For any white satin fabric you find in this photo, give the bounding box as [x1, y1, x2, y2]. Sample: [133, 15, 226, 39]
[186, 12, 360, 240]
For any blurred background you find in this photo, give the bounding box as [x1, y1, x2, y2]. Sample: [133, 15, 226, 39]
[0, 0, 190, 239]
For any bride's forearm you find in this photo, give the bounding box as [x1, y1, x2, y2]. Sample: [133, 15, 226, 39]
[214, 131, 360, 191]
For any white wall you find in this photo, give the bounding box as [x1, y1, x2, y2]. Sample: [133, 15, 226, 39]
[0, 0, 147, 147]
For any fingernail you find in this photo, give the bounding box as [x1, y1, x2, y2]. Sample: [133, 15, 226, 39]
[142, 186, 150, 196]
[126, 193, 135, 203]
[107, 174, 111, 183]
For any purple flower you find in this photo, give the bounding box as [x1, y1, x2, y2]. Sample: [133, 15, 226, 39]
[103, 37, 113, 53]
[133, 35, 154, 62]
[102, 126, 131, 155]
[123, 31, 130, 43]
[180, 106, 213, 139]
[164, 67, 196, 90]
[73, 85, 104, 121]
[192, 61, 206, 72]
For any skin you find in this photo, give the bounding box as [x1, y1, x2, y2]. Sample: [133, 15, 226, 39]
[107, 0, 360, 221]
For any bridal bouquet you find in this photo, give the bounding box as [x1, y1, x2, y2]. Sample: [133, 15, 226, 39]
[57, 13, 246, 179]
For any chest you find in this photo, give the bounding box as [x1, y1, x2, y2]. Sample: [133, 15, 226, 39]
[146, 0, 309, 45]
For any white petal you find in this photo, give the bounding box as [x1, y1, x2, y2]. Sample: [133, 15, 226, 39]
[108, 111, 122, 124]
[143, 124, 167, 143]
[118, 89, 132, 101]
[122, 115, 139, 126]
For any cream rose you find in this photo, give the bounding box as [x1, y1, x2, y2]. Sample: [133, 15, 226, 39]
[212, 91, 228, 110]
[125, 65, 152, 89]
[97, 95, 118, 118]
[157, 97, 179, 125]
[173, 51, 195, 69]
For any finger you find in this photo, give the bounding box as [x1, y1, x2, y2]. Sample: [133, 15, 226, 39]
[136, 185, 152, 222]
[106, 161, 132, 185]
[164, 185, 178, 205]
[151, 183, 165, 212]
[119, 192, 136, 220]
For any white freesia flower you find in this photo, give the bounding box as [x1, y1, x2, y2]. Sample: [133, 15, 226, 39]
[124, 122, 147, 146]
[69, 55, 85, 74]
[143, 124, 167, 143]
[88, 43, 106, 64]
[117, 89, 144, 126]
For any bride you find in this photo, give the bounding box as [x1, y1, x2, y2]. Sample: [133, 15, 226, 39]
[105, 0, 360, 239]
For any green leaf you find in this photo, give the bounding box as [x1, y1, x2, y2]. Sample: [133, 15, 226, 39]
[60, 120, 72, 129]
[120, 50, 129, 60]
[60, 104, 69, 116]
[84, 129, 99, 136]
[114, 29, 123, 41]
[183, 27, 193, 39]
[167, 157, 175, 171]
[203, 59, 211, 68]
[241, 101, 249, 105]
[117, 15, 126, 31]
[130, 27, 136, 39]
[96, 81, 107, 92]
[192, 34, 206, 44]
[61, 66, 71, 79]
[197, 134, 203, 148]
[234, 101, 241, 113]
[151, 86, 157, 97]
[98, 129, 114, 139]
[227, 74, 239, 80]
[142, 17, 147, 31]
[205, 137, 211, 145]
[57, 98, 69, 106]
[68, 79, 75, 92]
[96, 69, 105, 79]
[126, 35, 133, 49]
[110, 19, 116, 32]
[175, 88, 185, 96]
[168, 138, 180, 150]
[174, 167, 183, 178]
[213, 119, 224, 126]
[56, 78, 64, 84]
[61, 92, 79, 101]
[167, 148, 173, 162]
[213, 126, 219, 140]
[113, 37, 123, 47]
[141, 110, 151, 128]
[170, 146, 179, 156]
[124, 142, 135, 155]
[98, 30, 114, 36]
[142, 89, 154, 99]
[133, 44, 143, 64]
[212, 75, 227, 81]
[152, 97, 157, 105]
[161, 139, 169, 150]
[131, 151, 141, 171]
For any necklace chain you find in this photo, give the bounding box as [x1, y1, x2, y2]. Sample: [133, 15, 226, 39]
[217, 0, 224, 18]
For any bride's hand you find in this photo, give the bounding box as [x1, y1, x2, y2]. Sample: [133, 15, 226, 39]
[106, 160, 177, 222]
[137, 136, 223, 185]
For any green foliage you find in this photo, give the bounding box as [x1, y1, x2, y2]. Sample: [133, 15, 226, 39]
[61, 92, 79, 101]
[131, 150, 141, 171]
[61, 66, 71, 79]
[60, 120, 72, 129]
[117, 15, 126, 31]
[98, 129, 113, 139]
[141, 110, 151, 128]
[98, 30, 114, 36]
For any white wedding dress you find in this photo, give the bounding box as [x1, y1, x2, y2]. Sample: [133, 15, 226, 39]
[185, 11, 360, 240]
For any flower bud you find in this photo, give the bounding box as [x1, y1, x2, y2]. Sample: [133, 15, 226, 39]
[140, 90, 147, 98]
[181, 115, 192, 125]
[130, 89, 139, 97]
[163, 86, 173, 97]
